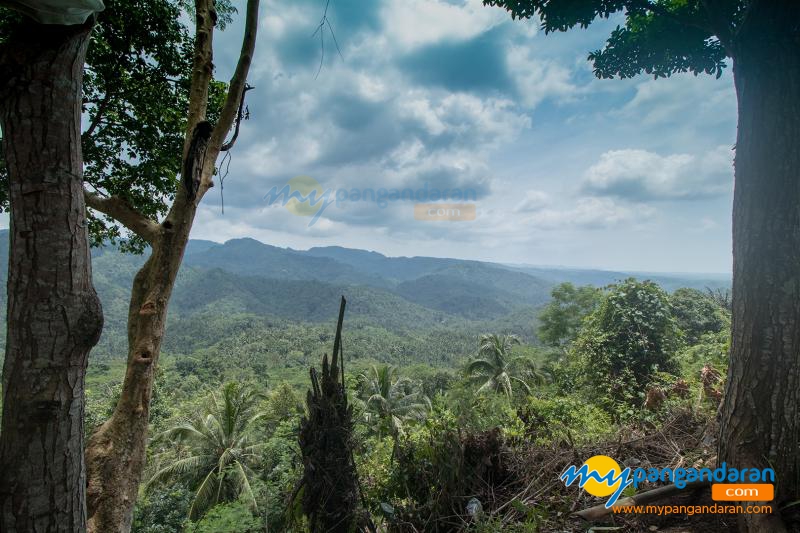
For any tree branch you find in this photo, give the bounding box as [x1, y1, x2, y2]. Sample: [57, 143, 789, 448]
[209, 0, 260, 156]
[220, 84, 253, 152]
[575, 481, 711, 521]
[84, 190, 161, 243]
[184, 0, 217, 151]
[83, 91, 113, 139]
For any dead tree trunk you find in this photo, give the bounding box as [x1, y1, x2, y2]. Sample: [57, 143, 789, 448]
[299, 297, 365, 532]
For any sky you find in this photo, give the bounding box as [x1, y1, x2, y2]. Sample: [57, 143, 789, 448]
[37, 0, 745, 273]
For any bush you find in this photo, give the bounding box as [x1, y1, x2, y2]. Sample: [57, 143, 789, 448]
[669, 288, 730, 345]
[571, 279, 681, 410]
[132, 485, 191, 533]
[186, 501, 261, 533]
[520, 395, 613, 445]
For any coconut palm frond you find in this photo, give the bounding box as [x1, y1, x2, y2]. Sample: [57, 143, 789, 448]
[188, 468, 221, 521]
[156, 382, 264, 522]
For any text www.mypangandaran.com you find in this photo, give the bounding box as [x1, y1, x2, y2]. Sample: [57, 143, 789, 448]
[611, 504, 773, 515]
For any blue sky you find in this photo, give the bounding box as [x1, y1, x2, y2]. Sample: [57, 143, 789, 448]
[181, 0, 736, 273]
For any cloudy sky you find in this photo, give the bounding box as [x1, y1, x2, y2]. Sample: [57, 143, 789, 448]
[195, 0, 738, 273]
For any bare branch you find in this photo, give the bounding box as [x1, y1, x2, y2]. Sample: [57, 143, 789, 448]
[209, 0, 260, 157]
[312, 0, 343, 80]
[83, 91, 113, 139]
[220, 83, 254, 152]
[84, 190, 162, 243]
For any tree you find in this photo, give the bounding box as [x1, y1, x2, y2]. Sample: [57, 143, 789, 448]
[537, 282, 603, 347]
[265, 381, 303, 425]
[571, 279, 680, 407]
[669, 287, 729, 345]
[360, 365, 430, 441]
[0, 0, 251, 529]
[145, 383, 265, 522]
[466, 334, 546, 397]
[81, 1, 260, 530]
[0, 10, 103, 531]
[485, 2, 799, 528]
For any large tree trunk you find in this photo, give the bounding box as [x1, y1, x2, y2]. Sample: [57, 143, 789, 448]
[0, 21, 103, 532]
[719, 2, 800, 531]
[83, 0, 260, 527]
[84, 204, 196, 532]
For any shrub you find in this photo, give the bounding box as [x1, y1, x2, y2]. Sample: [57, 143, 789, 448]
[571, 279, 681, 410]
[520, 395, 613, 445]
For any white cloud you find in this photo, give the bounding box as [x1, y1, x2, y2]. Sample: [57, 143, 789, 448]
[521, 197, 655, 230]
[197, 0, 738, 272]
[582, 146, 733, 200]
[514, 190, 550, 212]
[380, 0, 506, 50]
[620, 74, 736, 127]
[506, 45, 577, 108]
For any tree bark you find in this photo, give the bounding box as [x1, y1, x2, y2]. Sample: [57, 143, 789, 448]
[84, 0, 260, 529]
[0, 21, 103, 532]
[719, 2, 800, 531]
[84, 203, 195, 533]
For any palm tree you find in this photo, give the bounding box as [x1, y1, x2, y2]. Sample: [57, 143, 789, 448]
[145, 382, 265, 520]
[466, 334, 547, 397]
[360, 365, 430, 441]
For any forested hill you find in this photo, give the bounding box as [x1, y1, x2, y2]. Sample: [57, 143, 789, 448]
[0, 230, 730, 368]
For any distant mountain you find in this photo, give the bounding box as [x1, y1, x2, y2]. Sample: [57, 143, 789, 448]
[502, 264, 730, 292]
[182, 238, 390, 288]
[306, 245, 465, 282]
[0, 230, 731, 363]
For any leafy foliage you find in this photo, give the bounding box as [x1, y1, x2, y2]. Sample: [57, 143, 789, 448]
[537, 282, 602, 346]
[571, 279, 681, 409]
[359, 365, 430, 441]
[186, 500, 261, 533]
[520, 395, 612, 445]
[0, 0, 232, 252]
[146, 383, 265, 521]
[132, 485, 192, 533]
[466, 334, 546, 397]
[483, 0, 738, 79]
[669, 287, 729, 344]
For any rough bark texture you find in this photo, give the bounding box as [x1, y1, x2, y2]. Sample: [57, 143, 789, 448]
[84, 202, 195, 533]
[0, 21, 103, 533]
[83, 0, 260, 530]
[719, 1, 800, 531]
